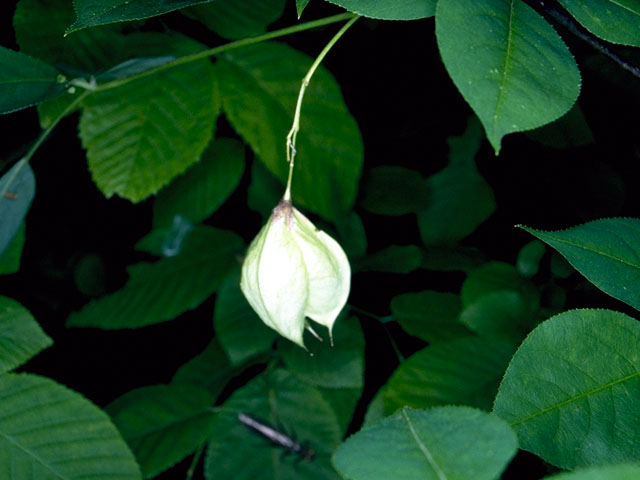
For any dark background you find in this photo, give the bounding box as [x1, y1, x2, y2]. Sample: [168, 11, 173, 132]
[1, 1, 640, 478]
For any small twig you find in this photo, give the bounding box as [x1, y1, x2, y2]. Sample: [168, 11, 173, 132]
[186, 443, 204, 480]
[529, 0, 640, 80]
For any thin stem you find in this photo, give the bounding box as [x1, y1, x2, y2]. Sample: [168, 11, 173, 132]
[186, 443, 204, 480]
[95, 12, 357, 93]
[0, 91, 89, 199]
[283, 14, 359, 202]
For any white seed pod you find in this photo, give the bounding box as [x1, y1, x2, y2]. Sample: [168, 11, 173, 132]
[240, 200, 351, 349]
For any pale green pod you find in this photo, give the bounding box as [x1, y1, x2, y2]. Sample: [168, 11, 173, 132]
[240, 200, 351, 349]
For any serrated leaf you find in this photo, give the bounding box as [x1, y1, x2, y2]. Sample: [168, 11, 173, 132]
[0, 296, 52, 373]
[0, 222, 25, 274]
[79, 35, 219, 202]
[558, 0, 640, 46]
[418, 117, 495, 245]
[436, 0, 581, 153]
[333, 406, 517, 480]
[185, 0, 286, 40]
[381, 337, 515, 413]
[543, 464, 640, 480]
[280, 315, 364, 389]
[154, 137, 245, 227]
[214, 269, 278, 365]
[324, 0, 435, 19]
[521, 218, 640, 311]
[217, 42, 363, 220]
[355, 245, 423, 273]
[0, 373, 141, 480]
[67, 226, 243, 329]
[171, 339, 241, 398]
[390, 290, 471, 343]
[360, 166, 429, 216]
[205, 369, 342, 480]
[0, 46, 64, 115]
[493, 309, 640, 469]
[67, 0, 211, 33]
[0, 160, 35, 256]
[107, 384, 216, 478]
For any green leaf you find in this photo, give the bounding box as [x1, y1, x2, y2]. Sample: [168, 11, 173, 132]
[153, 138, 245, 228]
[107, 384, 216, 478]
[184, 0, 286, 40]
[390, 291, 471, 343]
[558, 0, 640, 46]
[0, 296, 52, 374]
[333, 406, 517, 480]
[247, 159, 283, 220]
[421, 246, 487, 272]
[0, 373, 141, 479]
[460, 290, 538, 345]
[418, 117, 496, 245]
[297, 0, 312, 18]
[461, 261, 540, 312]
[493, 309, 640, 469]
[526, 104, 594, 149]
[280, 316, 364, 389]
[0, 160, 35, 256]
[324, 0, 435, 19]
[381, 337, 515, 413]
[79, 34, 219, 202]
[171, 339, 241, 398]
[214, 269, 278, 366]
[14, 0, 127, 70]
[67, 0, 211, 33]
[521, 218, 640, 311]
[67, 226, 243, 329]
[355, 245, 423, 273]
[321, 387, 361, 433]
[435, 0, 581, 153]
[0, 222, 25, 274]
[0, 46, 64, 115]
[205, 369, 342, 480]
[217, 42, 363, 220]
[360, 166, 429, 216]
[516, 240, 546, 277]
[543, 464, 640, 480]
[135, 218, 195, 258]
[334, 211, 367, 259]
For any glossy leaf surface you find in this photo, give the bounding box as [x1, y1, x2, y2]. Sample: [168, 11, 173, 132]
[558, 0, 640, 46]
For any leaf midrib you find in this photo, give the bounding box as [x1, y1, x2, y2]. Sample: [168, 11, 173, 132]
[0, 426, 70, 479]
[492, 0, 515, 133]
[401, 409, 448, 480]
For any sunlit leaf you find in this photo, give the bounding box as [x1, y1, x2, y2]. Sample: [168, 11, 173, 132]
[67, 226, 243, 329]
[333, 406, 517, 480]
[0, 373, 141, 480]
[494, 309, 640, 469]
[521, 218, 640, 311]
[108, 384, 216, 478]
[153, 137, 245, 227]
[217, 41, 363, 220]
[0, 296, 52, 374]
[324, 0, 435, 19]
[558, 0, 640, 46]
[436, 0, 581, 153]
